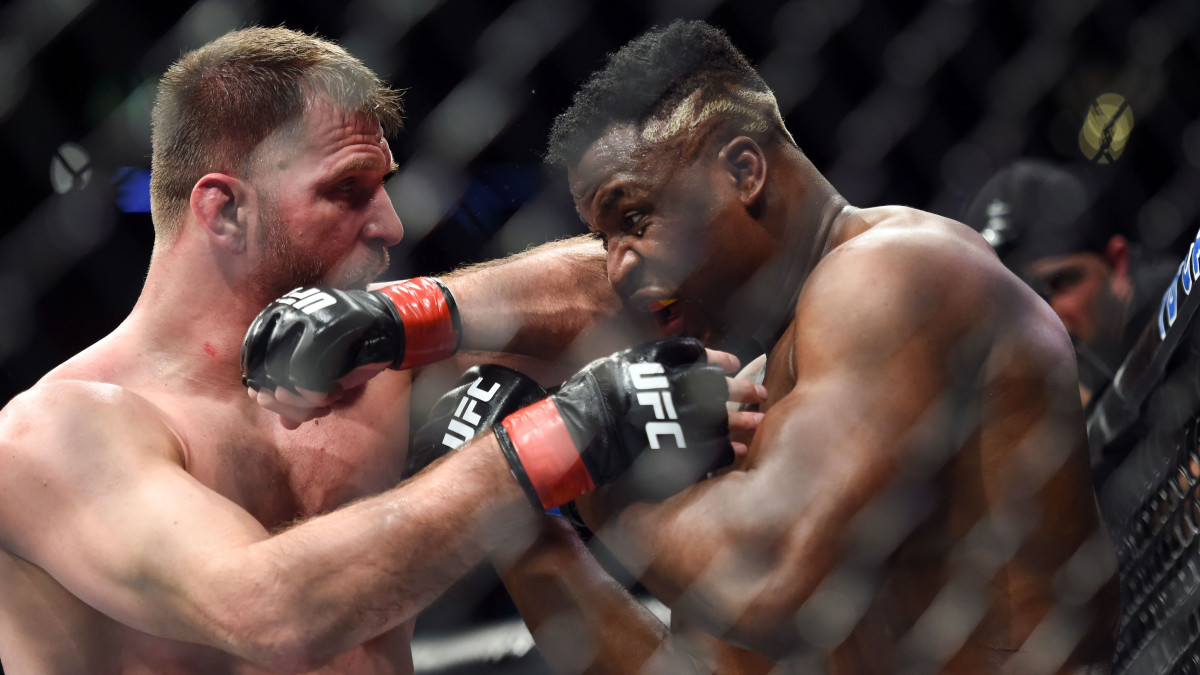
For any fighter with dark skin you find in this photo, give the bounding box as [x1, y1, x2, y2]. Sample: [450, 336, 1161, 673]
[494, 21, 1120, 674]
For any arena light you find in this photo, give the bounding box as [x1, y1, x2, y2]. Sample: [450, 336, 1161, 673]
[49, 142, 91, 194]
[1079, 93, 1135, 164]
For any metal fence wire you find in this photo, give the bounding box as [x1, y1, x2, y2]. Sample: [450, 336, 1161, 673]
[1090, 221, 1200, 675]
[1, 0, 1199, 672]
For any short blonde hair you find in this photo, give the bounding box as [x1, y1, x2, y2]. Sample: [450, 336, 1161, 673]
[149, 26, 404, 242]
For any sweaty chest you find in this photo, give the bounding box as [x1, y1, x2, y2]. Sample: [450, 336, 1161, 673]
[181, 393, 411, 530]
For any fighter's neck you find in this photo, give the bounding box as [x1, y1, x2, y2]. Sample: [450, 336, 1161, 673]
[722, 162, 850, 356]
[122, 247, 273, 394]
[780, 182, 851, 267]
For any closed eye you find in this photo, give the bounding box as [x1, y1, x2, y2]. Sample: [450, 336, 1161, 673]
[1025, 265, 1087, 300]
[327, 158, 397, 195]
[591, 230, 609, 249]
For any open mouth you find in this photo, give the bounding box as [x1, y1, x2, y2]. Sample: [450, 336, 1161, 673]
[647, 297, 685, 336]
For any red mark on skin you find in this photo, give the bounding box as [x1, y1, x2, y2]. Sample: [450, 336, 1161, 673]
[203, 342, 217, 358]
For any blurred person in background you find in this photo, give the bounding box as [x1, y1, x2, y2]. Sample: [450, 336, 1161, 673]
[963, 159, 1177, 410]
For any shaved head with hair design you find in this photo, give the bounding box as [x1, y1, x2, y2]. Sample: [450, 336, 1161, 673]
[546, 20, 794, 171]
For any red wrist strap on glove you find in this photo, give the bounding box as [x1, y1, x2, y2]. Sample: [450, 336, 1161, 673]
[376, 278, 461, 369]
[498, 398, 596, 510]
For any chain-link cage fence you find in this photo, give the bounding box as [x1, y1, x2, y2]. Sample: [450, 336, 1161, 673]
[1, 0, 1199, 672]
[1089, 218, 1200, 675]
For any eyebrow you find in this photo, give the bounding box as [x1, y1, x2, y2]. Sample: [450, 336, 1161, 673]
[327, 156, 398, 183]
[598, 186, 624, 213]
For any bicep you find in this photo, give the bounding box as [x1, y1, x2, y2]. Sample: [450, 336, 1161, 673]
[0, 387, 268, 641]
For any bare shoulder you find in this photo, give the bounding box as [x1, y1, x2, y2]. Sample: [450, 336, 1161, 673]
[792, 204, 1066, 369]
[804, 207, 999, 323]
[854, 206, 1076, 357]
[2, 379, 182, 451]
[0, 381, 185, 503]
[836, 205, 997, 261]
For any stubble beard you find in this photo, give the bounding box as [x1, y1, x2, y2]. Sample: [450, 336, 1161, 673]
[248, 199, 390, 300]
[248, 193, 328, 301]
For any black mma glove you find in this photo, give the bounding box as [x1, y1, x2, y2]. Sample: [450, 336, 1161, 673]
[495, 337, 733, 510]
[409, 365, 594, 536]
[407, 364, 548, 478]
[241, 278, 460, 394]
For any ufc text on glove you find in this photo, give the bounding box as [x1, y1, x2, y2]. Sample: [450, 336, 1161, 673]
[494, 338, 734, 510]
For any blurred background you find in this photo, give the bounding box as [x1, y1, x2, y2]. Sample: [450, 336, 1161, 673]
[1, 0, 1198, 671]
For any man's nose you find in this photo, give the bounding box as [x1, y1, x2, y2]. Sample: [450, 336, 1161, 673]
[607, 237, 642, 297]
[365, 190, 405, 246]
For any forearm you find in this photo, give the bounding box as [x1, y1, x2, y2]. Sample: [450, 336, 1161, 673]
[204, 434, 540, 671]
[498, 516, 706, 675]
[581, 389, 908, 659]
[439, 235, 623, 358]
[578, 467, 811, 656]
[580, 473, 754, 605]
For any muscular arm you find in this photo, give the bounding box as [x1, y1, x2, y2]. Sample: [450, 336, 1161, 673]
[577, 235, 1043, 656]
[498, 516, 774, 675]
[435, 235, 627, 362]
[0, 382, 540, 673]
[498, 517, 678, 675]
[262, 235, 624, 427]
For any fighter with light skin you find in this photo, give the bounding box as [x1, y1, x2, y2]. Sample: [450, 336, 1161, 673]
[0, 27, 754, 674]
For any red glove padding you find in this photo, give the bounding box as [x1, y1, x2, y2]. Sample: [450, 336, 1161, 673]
[375, 278, 461, 370]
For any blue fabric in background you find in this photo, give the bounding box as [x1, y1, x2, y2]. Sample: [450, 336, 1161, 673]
[113, 167, 151, 213]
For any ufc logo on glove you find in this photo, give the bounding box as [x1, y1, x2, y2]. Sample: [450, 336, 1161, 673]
[630, 363, 686, 449]
[275, 287, 338, 315]
[493, 338, 730, 510]
[441, 377, 501, 450]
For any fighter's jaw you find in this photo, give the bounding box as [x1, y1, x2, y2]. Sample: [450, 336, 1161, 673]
[656, 300, 687, 337]
[323, 246, 391, 291]
[660, 292, 736, 344]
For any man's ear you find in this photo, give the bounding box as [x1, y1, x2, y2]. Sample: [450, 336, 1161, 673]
[1105, 234, 1132, 297]
[189, 173, 253, 253]
[718, 136, 767, 207]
